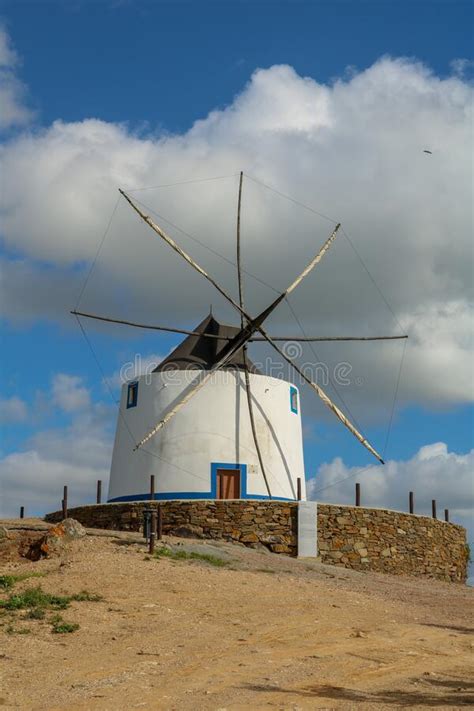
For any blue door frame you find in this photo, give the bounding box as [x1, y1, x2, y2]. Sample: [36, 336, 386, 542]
[109, 461, 293, 501]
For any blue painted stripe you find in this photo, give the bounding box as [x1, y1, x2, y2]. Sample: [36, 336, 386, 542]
[108, 492, 294, 503]
[108, 460, 296, 503]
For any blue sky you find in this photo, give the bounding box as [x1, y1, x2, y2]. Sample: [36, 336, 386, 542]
[1, 0, 472, 130]
[0, 0, 472, 537]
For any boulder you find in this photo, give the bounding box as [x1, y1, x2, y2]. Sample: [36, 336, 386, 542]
[62, 518, 87, 540]
[26, 519, 85, 560]
[169, 524, 204, 539]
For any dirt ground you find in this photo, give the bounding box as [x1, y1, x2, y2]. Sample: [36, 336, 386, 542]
[1, 519, 473, 710]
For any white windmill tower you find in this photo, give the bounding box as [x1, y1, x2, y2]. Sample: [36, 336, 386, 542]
[73, 173, 406, 502]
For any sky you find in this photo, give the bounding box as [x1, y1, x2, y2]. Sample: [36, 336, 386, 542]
[0, 0, 472, 553]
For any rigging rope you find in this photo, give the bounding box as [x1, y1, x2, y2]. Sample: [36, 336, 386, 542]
[130, 194, 281, 295]
[74, 314, 210, 486]
[310, 462, 380, 496]
[126, 173, 239, 193]
[75, 195, 120, 311]
[244, 173, 337, 225]
[284, 296, 368, 438]
[382, 337, 408, 460]
[341, 226, 407, 334]
[309, 335, 407, 496]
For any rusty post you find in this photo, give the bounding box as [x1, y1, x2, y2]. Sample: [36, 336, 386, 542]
[20, 506, 24, 519]
[96, 479, 102, 504]
[157, 504, 163, 540]
[296, 477, 302, 501]
[149, 510, 157, 554]
[444, 508, 449, 522]
[432, 499, 437, 519]
[62, 486, 68, 519]
[150, 474, 155, 501]
[409, 491, 414, 514]
[355, 482, 361, 507]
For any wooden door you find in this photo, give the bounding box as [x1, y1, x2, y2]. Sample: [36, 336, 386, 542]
[217, 469, 241, 499]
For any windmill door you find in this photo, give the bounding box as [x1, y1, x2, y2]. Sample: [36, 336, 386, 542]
[216, 469, 241, 499]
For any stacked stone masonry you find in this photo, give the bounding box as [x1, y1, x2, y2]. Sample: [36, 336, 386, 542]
[316, 504, 467, 582]
[45, 500, 468, 582]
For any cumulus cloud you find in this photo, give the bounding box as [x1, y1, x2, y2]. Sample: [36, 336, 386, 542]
[111, 352, 166, 387]
[450, 58, 474, 77]
[0, 396, 27, 423]
[0, 401, 113, 518]
[307, 442, 474, 539]
[0, 55, 472, 417]
[52, 373, 91, 412]
[0, 26, 32, 130]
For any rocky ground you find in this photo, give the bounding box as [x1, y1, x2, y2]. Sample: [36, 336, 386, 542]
[0, 518, 473, 710]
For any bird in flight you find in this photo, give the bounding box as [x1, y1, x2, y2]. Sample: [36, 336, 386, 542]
[423, 149, 433, 154]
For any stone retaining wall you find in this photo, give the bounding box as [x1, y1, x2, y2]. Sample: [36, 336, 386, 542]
[45, 501, 298, 555]
[317, 504, 468, 582]
[44, 500, 468, 582]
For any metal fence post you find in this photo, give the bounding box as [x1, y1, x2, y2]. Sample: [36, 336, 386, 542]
[157, 505, 163, 540]
[96, 480, 102, 504]
[432, 499, 437, 519]
[409, 491, 414, 514]
[62, 486, 68, 519]
[143, 507, 152, 541]
[149, 510, 157, 554]
[355, 482, 361, 507]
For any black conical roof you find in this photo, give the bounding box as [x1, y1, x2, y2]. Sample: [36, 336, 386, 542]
[154, 314, 261, 373]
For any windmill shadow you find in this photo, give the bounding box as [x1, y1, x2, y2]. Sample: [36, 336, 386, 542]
[240, 677, 474, 706]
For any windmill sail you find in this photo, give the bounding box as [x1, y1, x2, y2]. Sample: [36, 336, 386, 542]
[118, 188, 385, 464]
[134, 292, 285, 450]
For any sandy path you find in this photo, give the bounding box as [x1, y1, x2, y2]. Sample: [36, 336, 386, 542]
[0, 526, 473, 710]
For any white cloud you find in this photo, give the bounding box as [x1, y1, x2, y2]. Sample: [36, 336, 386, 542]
[0, 56, 472, 416]
[0, 396, 27, 423]
[0, 27, 17, 67]
[0, 404, 113, 517]
[307, 442, 474, 542]
[52, 373, 91, 412]
[113, 352, 166, 387]
[450, 58, 474, 77]
[0, 26, 32, 130]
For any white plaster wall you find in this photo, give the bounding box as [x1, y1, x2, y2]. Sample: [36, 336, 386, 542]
[108, 369, 306, 502]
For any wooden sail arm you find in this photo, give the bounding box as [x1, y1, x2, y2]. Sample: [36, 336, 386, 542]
[256, 323, 384, 464]
[71, 310, 226, 339]
[285, 223, 340, 295]
[251, 335, 408, 342]
[71, 311, 407, 342]
[236, 171, 273, 499]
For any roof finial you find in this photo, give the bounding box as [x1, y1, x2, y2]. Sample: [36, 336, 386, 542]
[209, 303, 213, 315]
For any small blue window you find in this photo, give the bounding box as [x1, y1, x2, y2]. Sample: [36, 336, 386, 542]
[126, 381, 139, 409]
[290, 386, 298, 414]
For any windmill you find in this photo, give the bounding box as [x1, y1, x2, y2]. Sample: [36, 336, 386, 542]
[73, 173, 407, 502]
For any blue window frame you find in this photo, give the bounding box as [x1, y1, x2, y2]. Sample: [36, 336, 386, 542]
[126, 381, 139, 409]
[290, 386, 298, 414]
